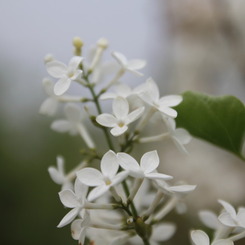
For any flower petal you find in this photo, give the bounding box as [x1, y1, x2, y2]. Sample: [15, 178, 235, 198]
[39, 98, 58, 116]
[191, 230, 210, 245]
[111, 125, 128, 136]
[111, 171, 129, 186]
[87, 185, 109, 202]
[59, 190, 80, 208]
[237, 207, 245, 227]
[54, 77, 71, 95]
[140, 150, 159, 174]
[218, 200, 237, 219]
[96, 114, 117, 127]
[57, 207, 80, 228]
[126, 59, 146, 70]
[51, 120, 72, 133]
[218, 212, 237, 227]
[68, 56, 83, 71]
[158, 106, 178, 118]
[64, 103, 81, 123]
[212, 239, 234, 245]
[152, 223, 176, 242]
[145, 172, 173, 180]
[74, 179, 88, 199]
[48, 166, 64, 184]
[76, 168, 104, 186]
[117, 153, 140, 172]
[112, 52, 128, 67]
[46, 60, 67, 78]
[166, 185, 196, 194]
[199, 210, 220, 230]
[101, 150, 119, 178]
[126, 106, 145, 124]
[159, 95, 183, 107]
[113, 97, 129, 119]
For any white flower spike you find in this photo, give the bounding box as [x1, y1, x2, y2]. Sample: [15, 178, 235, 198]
[137, 78, 182, 118]
[117, 150, 173, 180]
[96, 97, 145, 136]
[46, 56, 83, 95]
[112, 51, 146, 76]
[76, 150, 128, 201]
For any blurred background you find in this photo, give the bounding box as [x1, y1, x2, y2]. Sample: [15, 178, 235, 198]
[0, 0, 245, 244]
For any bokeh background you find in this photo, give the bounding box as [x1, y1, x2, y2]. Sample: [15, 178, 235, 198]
[1, 0, 245, 245]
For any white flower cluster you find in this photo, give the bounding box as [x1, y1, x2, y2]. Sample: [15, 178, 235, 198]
[41, 38, 245, 245]
[191, 200, 245, 245]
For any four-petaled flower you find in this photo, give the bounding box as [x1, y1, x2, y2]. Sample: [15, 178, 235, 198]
[137, 78, 182, 118]
[46, 56, 83, 95]
[191, 230, 233, 245]
[76, 150, 128, 201]
[112, 51, 146, 76]
[117, 150, 173, 180]
[57, 179, 88, 228]
[96, 97, 145, 136]
[218, 200, 245, 228]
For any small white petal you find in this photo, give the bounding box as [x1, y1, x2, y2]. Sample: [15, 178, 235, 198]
[218, 200, 237, 219]
[159, 95, 183, 107]
[39, 98, 58, 116]
[126, 59, 146, 70]
[71, 219, 83, 240]
[51, 120, 72, 133]
[158, 106, 177, 118]
[111, 171, 129, 186]
[64, 104, 81, 123]
[191, 230, 210, 245]
[117, 153, 140, 172]
[77, 168, 104, 186]
[152, 223, 176, 242]
[54, 77, 71, 95]
[70, 69, 83, 80]
[46, 61, 67, 78]
[212, 239, 234, 245]
[101, 150, 119, 178]
[237, 207, 245, 227]
[166, 185, 196, 194]
[112, 52, 128, 67]
[74, 179, 88, 199]
[145, 172, 173, 180]
[59, 190, 80, 208]
[126, 106, 145, 124]
[96, 114, 117, 127]
[57, 207, 80, 228]
[42, 78, 54, 96]
[218, 212, 237, 227]
[48, 167, 64, 184]
[68, 56, 83, 71]
[140, 150, 159, 174]
[199, 210, 220, 230]
[111, 125, 128, 136]
[113, 97, 129, 119]
[87, 185, 109, 202]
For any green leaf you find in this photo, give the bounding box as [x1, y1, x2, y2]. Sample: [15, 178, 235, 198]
[175, 91, 245, 160]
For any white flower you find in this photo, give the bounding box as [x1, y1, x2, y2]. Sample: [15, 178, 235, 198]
[112, 51, 146, 76]
[39, 78, 59, 116]
[117, 150, 173, 180]
[191, 230, 234, 245]
[137, 78, 182, 118]
[76, 150, 128, 201]
[71, 211, 90, 245]
[51, 104, 95, 149]
[46, 56, 83, 95]
[57, 179, 88, 228]
[218, 200, 245, 228]
[96, 97, 145, 136]
[100, 83, 133, 100]
[48, 156, 72, 190]
[164, 117, 191, 153]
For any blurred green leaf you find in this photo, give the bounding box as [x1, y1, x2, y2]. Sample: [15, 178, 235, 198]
[175, 91, 245, 160]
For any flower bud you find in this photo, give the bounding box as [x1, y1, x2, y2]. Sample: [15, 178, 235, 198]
[73, 37, 84, 49]
[97, 38, 108, 49]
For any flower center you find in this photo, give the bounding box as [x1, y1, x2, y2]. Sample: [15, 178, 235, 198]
[104, 177, 112, 186]
[118, 121, 125, 128]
